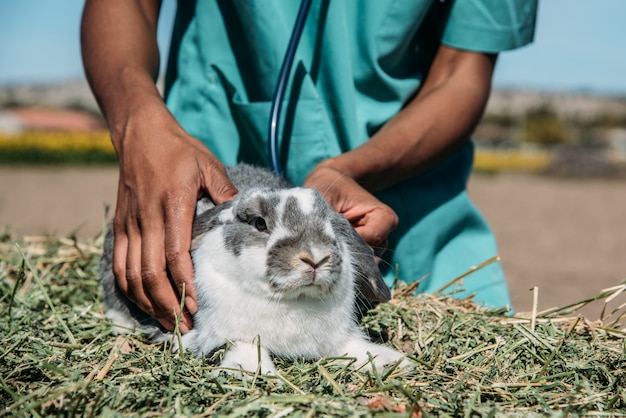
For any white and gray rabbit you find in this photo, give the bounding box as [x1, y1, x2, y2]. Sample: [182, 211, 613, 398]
[100, 163, 409, 375]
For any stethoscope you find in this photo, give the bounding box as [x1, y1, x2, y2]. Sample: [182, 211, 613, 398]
[267, 0, 313, 177]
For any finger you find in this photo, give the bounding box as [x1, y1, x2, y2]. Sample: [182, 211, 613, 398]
[125, 212, 171, 326]
[163, 193, 197, 323]
[140, 210, 192, 333]
[354, 223, 385, 249]
[112, 180, 130, 296]
[201, 162, 238, 205]
[112, 218, 129, 295]
[353, 207, 398, 249]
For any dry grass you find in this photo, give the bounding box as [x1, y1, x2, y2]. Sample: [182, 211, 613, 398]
[1, 230, 625, 417]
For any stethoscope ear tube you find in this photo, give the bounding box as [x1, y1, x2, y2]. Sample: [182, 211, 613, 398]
[267, 0, 313, 178]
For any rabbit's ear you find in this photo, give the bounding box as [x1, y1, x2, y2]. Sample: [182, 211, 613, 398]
[350, 231, 391, 303]
[332, 216, 391, 302]
[192, 200, 234, 246]
[196, 196, 215, 216]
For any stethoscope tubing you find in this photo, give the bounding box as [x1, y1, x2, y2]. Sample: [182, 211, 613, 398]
[267, 0, 313, 177]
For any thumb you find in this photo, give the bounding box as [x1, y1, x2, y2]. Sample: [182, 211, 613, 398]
[200, 163, 238, 205]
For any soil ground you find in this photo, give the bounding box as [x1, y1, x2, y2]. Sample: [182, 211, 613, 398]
[1, 166, 625, 318]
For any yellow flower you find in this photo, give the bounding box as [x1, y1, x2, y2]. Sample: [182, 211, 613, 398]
[474, 149, 551, 173]
[0, 130, 116, 163]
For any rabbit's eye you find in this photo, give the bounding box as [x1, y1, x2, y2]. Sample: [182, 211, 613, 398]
[252, 216, 267, 232]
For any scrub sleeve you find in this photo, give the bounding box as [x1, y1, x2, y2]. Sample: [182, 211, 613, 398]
[164, 0, 538, 308]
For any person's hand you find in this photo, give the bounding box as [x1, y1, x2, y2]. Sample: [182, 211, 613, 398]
[81, 0, 239, 333]
[303, 165, 398, 257]
[111, 100, 237, 333]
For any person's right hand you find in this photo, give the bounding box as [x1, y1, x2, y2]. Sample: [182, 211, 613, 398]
[80, 0, 237, 332]
[303, 164, 398, 258]
[111, 98, 237, 333]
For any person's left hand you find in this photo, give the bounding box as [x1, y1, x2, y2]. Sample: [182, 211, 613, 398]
[303, 165, 398, 257]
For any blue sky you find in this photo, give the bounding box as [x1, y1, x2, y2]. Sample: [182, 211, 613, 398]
[0, 0, 625, 95]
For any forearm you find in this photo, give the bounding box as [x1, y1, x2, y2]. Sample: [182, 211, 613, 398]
[319, 45, 497, 191]
[81, 0, 163, 146]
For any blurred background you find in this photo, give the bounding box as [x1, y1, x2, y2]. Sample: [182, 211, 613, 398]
[1, 0, 625, 316]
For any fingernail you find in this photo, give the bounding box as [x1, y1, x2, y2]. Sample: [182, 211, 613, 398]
[179, 322, 190, 334]
[185, 296, 198, 314]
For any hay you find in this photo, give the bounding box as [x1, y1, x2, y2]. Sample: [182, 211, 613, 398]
[1, 231, 624, 416]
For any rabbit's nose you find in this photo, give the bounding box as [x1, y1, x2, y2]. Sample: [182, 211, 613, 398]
[298, 253, 331, 271]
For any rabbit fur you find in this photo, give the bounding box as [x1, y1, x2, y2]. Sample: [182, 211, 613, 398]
[100, 164, 409, 376]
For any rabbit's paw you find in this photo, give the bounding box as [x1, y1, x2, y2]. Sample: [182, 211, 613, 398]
[104, 308, 139, 335]
[366, 345, 412, 373]
[215, 341, 276, 379]
[341, 336, 412, 373]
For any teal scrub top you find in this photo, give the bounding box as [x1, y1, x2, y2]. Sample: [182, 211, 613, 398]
[164, 0, 537, 308]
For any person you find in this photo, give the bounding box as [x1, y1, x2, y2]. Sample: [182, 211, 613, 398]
[81, 0, 537, 333]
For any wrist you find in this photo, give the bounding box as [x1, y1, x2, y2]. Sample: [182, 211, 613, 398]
[315, 147, 390, 191]
[93, 65, 164, 137]
[315, 154, 366, 181]
[107, 92, 170, 152]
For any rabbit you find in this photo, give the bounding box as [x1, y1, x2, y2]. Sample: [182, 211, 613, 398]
[100, 163, 410, 376]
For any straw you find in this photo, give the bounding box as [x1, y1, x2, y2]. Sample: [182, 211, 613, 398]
[1, 233, 624, 416]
